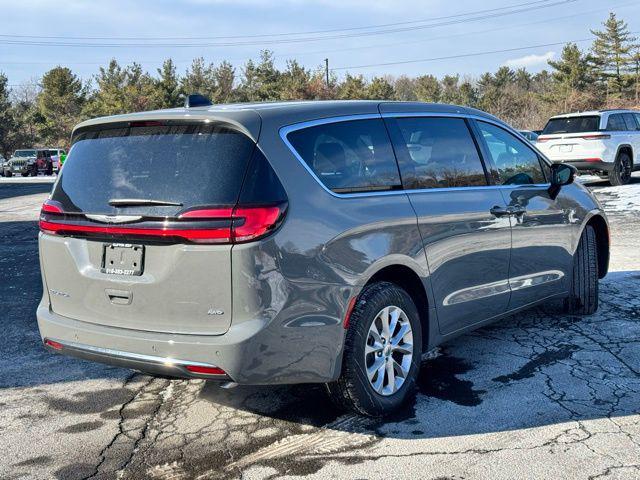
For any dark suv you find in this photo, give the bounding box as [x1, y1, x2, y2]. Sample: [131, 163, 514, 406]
[37, 101, 609, 416]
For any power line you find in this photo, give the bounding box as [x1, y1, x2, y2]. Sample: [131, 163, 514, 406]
[330, 36, 612, 71]
[5, 32, 624, 89]
[1, 0, 634, 68]
[0, 0, 559, 41]
[0, 0, 577, 48]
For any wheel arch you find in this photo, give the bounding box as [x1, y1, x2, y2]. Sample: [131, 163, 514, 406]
[584, 213, 609, 279]
[616, 144, 633, 166]
[363, 263, 431, 353]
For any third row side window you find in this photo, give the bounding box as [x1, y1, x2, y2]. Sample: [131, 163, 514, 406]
[391, 117, 488, 189]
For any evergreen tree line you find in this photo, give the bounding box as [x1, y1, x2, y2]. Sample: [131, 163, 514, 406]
[1, 12, 639, 156]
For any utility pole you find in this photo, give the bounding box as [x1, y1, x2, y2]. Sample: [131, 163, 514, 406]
[324, 58, 330, 88]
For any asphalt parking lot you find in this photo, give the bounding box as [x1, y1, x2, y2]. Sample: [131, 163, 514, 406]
[1, 175, 639, 480]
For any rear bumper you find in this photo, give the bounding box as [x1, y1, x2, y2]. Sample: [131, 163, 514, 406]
[43, 338, 232, 380]
[552, 159, 614, 173]
[37, 293, 347, 385]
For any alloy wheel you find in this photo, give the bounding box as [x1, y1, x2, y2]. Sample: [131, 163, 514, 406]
[364, 305, 414, 396]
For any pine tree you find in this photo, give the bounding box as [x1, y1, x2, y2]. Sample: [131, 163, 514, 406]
[37, 67, 86, 146]
[366, 77, 395, 100]
[414, 75, 441, 102]
[212, 61, 235, 103]
[548, 43, 594, 110]
[181, 57, 216, 99]
[155, 59, 181, 108]
[590, 12, 635, 98]
[338, 74, 367, 99]
[0, 73, 16, 157]
[280, 60, 311, 100]
[393, 76, 417, 101]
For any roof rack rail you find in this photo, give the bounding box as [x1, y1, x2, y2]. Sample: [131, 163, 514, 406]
[184, 93, 212, 108]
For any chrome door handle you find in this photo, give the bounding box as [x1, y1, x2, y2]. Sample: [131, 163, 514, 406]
[490, 205, 527, 217]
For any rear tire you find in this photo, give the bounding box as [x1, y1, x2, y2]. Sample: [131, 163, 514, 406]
[564, 225, 599, 315]
[609, 152, 632, 186]
[326, 282, 422, 417]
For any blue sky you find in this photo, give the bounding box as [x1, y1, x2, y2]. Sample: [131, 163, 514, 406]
[1, 0, 639, 88]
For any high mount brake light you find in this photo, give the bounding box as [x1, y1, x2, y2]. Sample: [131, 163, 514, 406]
[39, 202, 287, 244]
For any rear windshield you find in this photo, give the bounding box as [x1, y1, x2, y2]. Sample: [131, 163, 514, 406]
[542, 116, 600, 135]
[52, 123, 256, 216]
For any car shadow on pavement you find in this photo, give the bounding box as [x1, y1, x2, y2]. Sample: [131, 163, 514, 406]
[200, 270, 640, 441]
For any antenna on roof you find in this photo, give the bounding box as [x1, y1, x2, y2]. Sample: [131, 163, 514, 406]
[184, 93, 212, 108]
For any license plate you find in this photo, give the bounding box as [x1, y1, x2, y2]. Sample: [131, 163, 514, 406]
[559, 144, 573, 153]
[102, 243, 144, 276]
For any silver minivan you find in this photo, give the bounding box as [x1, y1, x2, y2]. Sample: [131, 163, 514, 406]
[37, 101, 609, 416]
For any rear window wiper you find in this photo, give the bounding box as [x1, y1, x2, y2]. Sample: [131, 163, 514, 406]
[108, 198, 183, 207]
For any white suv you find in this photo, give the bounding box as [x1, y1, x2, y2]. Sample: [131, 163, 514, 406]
[536, 109, 640, 185]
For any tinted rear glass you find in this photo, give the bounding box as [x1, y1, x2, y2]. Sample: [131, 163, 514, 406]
[286, 119, 401, 193]
[389, 117, 488, 189]
[606, 114, 627, 131]
[542, 116, 600, 134]
[52, 123, 256, 216]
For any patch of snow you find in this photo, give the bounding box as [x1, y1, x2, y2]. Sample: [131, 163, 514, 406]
[593, 183, 640, 214]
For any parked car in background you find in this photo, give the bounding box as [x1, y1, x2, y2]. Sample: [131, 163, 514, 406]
[536, 109, 640, 185]
[47, 148, 66, 173]
[7, 149, 54, 176]
[519, 130, 539, 143]
[38, 100, 609, 416]
[0, 155, 7, 176]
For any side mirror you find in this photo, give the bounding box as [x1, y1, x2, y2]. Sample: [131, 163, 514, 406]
[550, 163, 577, 186]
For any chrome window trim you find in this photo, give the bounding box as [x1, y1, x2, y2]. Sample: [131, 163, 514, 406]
[279, 112, 550, 199]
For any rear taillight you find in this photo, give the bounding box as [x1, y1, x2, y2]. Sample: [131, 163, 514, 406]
[177, 204, 286, 243]
[39, 202, 287, 244]
[580, 134, 610, 140]
[536, 136, 551, 143]
[232, 206, 284, 242]
[41, 199, 64, 214]
[584, 158, 603, 163]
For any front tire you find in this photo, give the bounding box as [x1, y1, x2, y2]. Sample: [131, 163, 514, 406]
[564, 225, 599, 315]
[609, 152, 632, 186]
[326, 282, 422, 417]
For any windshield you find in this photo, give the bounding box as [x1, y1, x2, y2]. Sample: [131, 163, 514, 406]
[542, 116, 601, 135]
[51, 123, 256, 216]
[14, 150, 36, 157]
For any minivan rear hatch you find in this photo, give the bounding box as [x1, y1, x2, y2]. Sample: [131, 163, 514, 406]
[40, 119, 285, 336]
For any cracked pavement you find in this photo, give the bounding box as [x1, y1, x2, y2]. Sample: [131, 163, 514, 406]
[1, 175, 639, 480]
